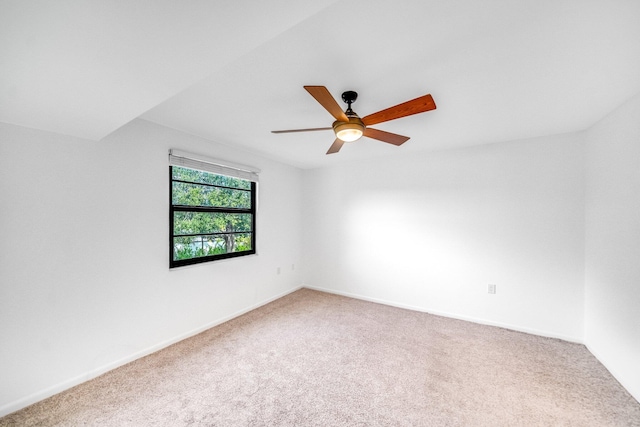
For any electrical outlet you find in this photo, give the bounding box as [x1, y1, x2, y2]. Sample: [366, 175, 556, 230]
[277, 267, 281, 275]
[488, 284, 496, 294]
[291, 264, 295, 271]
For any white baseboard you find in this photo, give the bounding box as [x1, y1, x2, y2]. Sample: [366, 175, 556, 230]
[585, 342, 640, 404]
[0, 285, 303, 418]
[2, 284, 591, 417]
[303, 285, 584, 344]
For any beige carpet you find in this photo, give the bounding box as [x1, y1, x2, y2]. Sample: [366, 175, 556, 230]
[2, 289, 639, 426]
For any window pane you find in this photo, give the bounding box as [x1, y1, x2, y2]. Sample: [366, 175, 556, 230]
[172, 182, 250, 208]
[172, 166, 250, 190]
[173, 212, 252, 235]
[173, 233, 252, 261]
[170, 165, 255, 267]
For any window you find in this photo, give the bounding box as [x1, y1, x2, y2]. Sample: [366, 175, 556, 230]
[169, 150, 258, 268]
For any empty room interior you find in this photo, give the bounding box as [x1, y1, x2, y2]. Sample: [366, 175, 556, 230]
[1, 1, 640, 425]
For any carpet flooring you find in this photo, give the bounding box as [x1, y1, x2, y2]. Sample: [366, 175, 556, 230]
[2, 288, 639, 426]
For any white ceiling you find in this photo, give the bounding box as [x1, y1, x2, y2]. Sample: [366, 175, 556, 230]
[2, 0, 640, 169]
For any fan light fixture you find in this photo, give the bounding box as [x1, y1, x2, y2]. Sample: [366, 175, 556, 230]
[334, 120, 364, 142]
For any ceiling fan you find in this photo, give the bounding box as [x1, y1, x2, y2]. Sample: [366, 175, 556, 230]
[272, 86, 436, 154]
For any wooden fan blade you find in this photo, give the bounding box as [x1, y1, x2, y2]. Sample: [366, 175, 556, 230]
[362, 94, 436, 126]
[304, 86, 349, 123]
[271, 127, 332, 134]
[363, 128, 410, 146]
[326, 138, 345, 154]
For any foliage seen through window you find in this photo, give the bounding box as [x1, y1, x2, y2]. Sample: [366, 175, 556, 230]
[170, 166, 255, 267]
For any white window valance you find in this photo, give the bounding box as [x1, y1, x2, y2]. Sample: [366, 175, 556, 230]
[169, 149, 260, 182]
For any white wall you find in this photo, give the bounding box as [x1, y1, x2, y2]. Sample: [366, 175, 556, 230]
[585, 93, 640, 401]
[0, 119, 303, 415]
[302, 134, 586, 341]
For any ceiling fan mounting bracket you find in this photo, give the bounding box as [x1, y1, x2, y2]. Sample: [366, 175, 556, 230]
[341, 91, 358, 107]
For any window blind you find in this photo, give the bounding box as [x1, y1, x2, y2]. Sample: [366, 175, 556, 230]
[169, 149, 260, 182]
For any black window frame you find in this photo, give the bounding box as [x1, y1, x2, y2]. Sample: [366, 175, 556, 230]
[169, 166, 257, 268]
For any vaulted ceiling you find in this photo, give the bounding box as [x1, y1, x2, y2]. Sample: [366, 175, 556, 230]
[2, 0, 640, 168]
